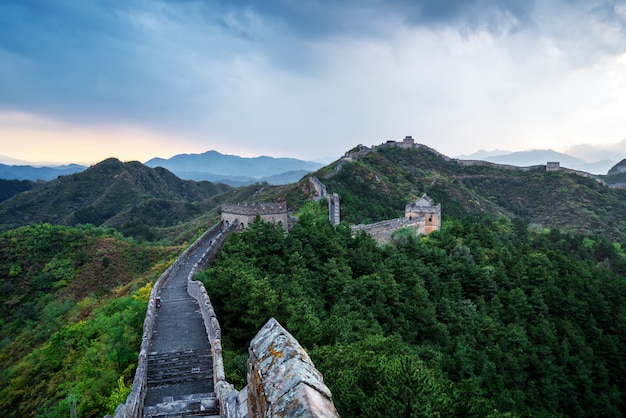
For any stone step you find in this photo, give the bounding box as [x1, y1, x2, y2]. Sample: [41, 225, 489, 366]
[142, 392, 219, 417]
[147, 349, 212, 367]
[147, 349, 213, 387]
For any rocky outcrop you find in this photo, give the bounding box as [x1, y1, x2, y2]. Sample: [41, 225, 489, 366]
[246, 318, 339, 418]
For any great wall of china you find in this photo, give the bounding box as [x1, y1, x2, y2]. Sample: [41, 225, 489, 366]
[113, 135, 608, 417]
[111, 220, 338, 418]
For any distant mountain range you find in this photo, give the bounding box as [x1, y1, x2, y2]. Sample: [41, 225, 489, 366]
[0, 147, 618, 185]
[456, 149, 616, 174]
[0, 151, 323, 186]
[0, 163, 87, 181]
[144, 150, 324, 186]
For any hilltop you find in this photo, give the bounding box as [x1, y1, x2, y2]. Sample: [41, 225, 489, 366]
[304, 142, 626, 243]
[602, 159, 626, 188]
[0, 158, 233, 240]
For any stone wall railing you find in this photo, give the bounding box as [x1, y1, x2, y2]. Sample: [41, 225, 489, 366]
[454, 159, 545, 171]
[112, 221, 227, 418]
[222, 203, 288, 216]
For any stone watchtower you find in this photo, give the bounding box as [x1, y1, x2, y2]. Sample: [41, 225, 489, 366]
[405, 194, 441, 234]
[402, 135, 415, 148]
[221, 202, 289, 229]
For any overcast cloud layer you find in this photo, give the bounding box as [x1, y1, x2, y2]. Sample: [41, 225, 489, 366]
[0, 0, 625, 164]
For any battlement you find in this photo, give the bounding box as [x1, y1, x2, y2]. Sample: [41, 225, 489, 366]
[222, 202, 290, 229]
[221, 202, 288, 216]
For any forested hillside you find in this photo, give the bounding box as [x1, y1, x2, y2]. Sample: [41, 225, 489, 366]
[0, 158, 232, 240]
[0, 223, 181, 417]
[318, 145, 626, 243]
[0, 158, 306, 243]
[198, 204, 626, 417]
[0, 179, 37, 203]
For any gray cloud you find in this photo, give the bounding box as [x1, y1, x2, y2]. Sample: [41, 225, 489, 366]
[0, 0, 625, 161]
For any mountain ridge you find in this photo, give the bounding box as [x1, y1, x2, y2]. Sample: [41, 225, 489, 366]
[3, 143, 626, 243]
[145, 150, 323, 184]
[313, 142, 626, 242]
[0, 158, 232, 239]
[457, 149, 615, 174]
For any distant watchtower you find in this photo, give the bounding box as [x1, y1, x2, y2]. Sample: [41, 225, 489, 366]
[546, 162, 560, 171]
[402, 135, 415, 148]
[405, 194, 441, 234]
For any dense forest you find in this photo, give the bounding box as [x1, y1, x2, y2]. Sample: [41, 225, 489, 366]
[0, 223, 180, 417]
[198, 203, 626, 417]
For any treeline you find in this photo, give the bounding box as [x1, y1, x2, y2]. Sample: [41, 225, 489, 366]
[0, 223, 178, 417]
[198, 204, 626, 417]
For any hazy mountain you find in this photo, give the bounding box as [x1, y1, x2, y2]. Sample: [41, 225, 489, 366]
[0, 163, 87, 180]
[163, 169, 313, 187]
[562, 138, 626, 163]
[457, 149, 616, 174]
[145, 150, 323, 185]
[455, 149, 512, 159]
[602, 159, 626, 188]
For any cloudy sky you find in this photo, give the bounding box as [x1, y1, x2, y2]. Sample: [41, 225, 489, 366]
[1, 0, 625, 165]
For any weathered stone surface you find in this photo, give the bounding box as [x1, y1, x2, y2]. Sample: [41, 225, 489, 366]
[247, 318, 339, 418]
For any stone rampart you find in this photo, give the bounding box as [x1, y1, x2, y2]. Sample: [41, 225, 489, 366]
[455, 160, 605, 184]
[352, 217, 425, 243]
[328, 193, 340, 226]
[112, 219, 341, 418]
[112, 221, 228, 418]
[309, 176, 327, 200]
[454, 159, 545, 172]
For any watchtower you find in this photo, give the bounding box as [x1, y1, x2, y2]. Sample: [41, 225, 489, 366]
[405, 194, 441, 234]
[221, 202, 289, 229]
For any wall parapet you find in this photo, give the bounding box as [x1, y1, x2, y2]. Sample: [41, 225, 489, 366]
[246, 318, 339, 418]
[222, 202, 288, 216]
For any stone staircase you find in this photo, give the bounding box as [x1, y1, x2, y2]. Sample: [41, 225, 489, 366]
[143, 348, 219, 417]
[146, 348, 213, 387]
[142, 392, 219, 417]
